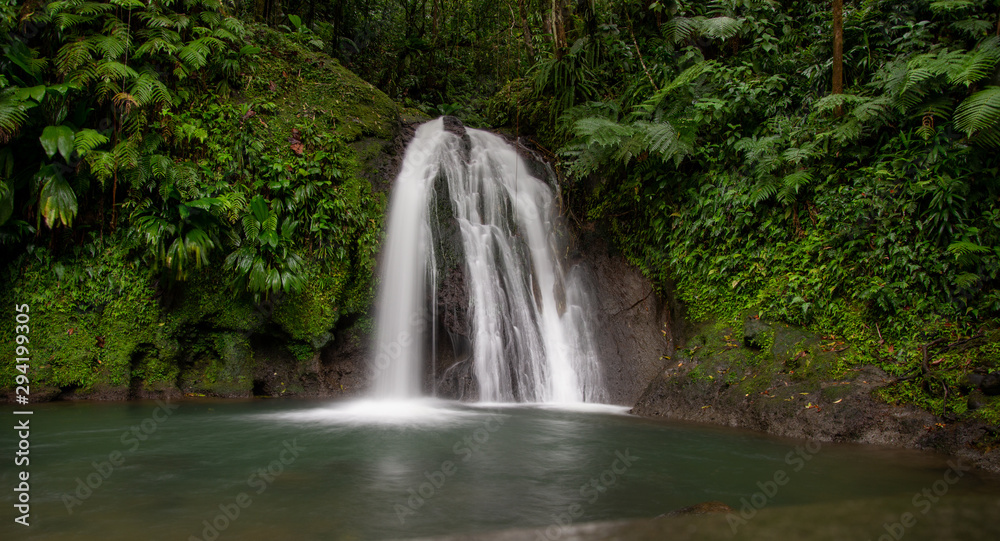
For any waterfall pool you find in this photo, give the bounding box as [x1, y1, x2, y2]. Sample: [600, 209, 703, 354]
[4, 398, 998, 540]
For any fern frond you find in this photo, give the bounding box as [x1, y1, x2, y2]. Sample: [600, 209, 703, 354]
[76, 2, 115, 15]
[735, 135, 781, 163]
[929, 0, 975, 12]
[782, 143, 818, 164]
[86, 151, 116, 185]
[573, 117, 634, 148]
[178, 39, 212, 70]
[242, 213, 260, 238]
[954, 86, 1000, 142]
[947, 42, 1000, 86]
[55, 39, 94, 74]
[782, 169, 814, 193]
[663, 17, 697, 44]
[814, 93, 865, 114]
[90, 34, 128, 60]
[750, 180, 778, 206]
[950, 19, 992, 40]
[850, 95, 894, 124]
[634, 121, 679, 156]
[698, 16, 743, 41]
[95, 61, 139, 82]
[73, 128, 109, 155]
[0, 93, 31, 144]
[54, 11, 93, 31]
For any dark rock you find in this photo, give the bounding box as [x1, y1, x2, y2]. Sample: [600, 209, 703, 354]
[960, 373, 985, 392]
[743, 317, 771, 350]
[442, 115, 471, 162]
[967, 390, 988, 411]
[579, 234, 677, 406]
[661, 500, 735, 518]
[441, 115, 466, 137]
[981, 372, 1000, 396]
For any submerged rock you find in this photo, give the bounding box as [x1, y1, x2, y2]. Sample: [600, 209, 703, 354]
[661, 501, 735, 518]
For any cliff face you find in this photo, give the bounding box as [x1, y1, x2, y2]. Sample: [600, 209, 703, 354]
[574, 234, 677, 406]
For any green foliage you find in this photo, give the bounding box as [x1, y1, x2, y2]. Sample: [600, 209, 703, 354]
[0, 238, 162, 391]
[226, 195, 305, 298]
[1, 6, 393, 395]
[520, 0, 1000, 421]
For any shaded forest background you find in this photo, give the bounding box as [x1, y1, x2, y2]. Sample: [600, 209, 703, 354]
[1, 0, 999, 422]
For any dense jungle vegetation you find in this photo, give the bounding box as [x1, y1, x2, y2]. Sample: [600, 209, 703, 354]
[1, 0, 999, 423]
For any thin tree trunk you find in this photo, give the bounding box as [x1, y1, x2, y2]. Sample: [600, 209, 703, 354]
[832, 0, 844, 115]
[519, 0, 534, 58]
[551, 0, 567, 59]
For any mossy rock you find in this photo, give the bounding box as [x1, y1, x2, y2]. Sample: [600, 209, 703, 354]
[246, 27, 399, 144]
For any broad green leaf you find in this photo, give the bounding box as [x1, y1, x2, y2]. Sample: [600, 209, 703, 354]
[27, 85, 46, 102]
[260, 230, 279, 248]
[250, 195, 269, 223]
[186, 197, 221, 210]
[37, 167, 77, 228]
[39, 125, 75, 161]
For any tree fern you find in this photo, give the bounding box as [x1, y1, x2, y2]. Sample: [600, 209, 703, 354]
[573, 117, 633, 148]
[777, 169, 814, 204]
[56, 39, 94, 74]
[699, 16, 743, 41]
[954, 86, 1000, 144]
[90, 34, 128, 60]
[95, 61, 139, 82]
[947, 38, 1000, 86]
[0, 92, 31, 143]
[663, 17, 697, 44]
[749, 180, 779, 206]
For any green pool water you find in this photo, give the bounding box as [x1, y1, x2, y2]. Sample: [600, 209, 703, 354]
[3, 398, 998, 540]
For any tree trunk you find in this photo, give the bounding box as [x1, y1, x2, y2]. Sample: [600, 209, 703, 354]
[551, 0, 568, 59]
[519, 0, 535, 59]
[832, 0, 844, 115]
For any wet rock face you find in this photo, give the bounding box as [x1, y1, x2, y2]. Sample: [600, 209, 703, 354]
[629, 319, 1000, 473]
[578, 235, 677, 406]
[442, 115, 471, 162]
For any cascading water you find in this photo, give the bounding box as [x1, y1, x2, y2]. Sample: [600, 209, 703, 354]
[372, 117, 605, 403]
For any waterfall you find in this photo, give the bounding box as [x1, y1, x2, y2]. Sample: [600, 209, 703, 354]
[372, 118, 605, 403]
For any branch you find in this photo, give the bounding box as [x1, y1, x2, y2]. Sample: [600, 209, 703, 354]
[625, 10, 657, 91]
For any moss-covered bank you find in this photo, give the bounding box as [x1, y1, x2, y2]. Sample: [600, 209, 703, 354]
[0, 28, 399, 401]
[631, 314, 1000, 472]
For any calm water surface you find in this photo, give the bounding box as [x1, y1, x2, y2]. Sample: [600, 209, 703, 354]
[2, 398, 998, 540]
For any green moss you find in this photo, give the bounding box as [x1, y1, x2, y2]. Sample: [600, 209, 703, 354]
[0, 242, 161, 393]
[273, 258, 349, 344]
[177, 332, 255, 396]
[247, 27, 399, 144]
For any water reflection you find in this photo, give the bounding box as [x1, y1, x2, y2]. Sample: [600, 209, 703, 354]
[4, 399, 998, 541]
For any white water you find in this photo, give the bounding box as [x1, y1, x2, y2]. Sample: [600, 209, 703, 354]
[372, 118, 605, 403]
